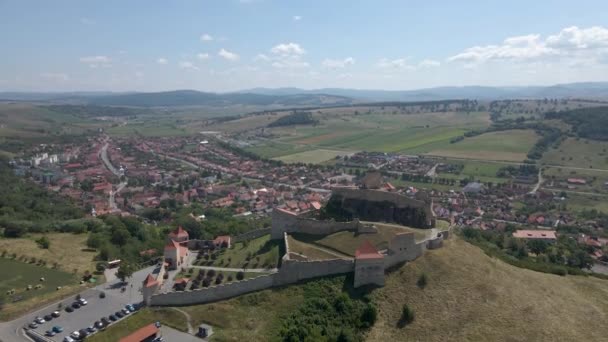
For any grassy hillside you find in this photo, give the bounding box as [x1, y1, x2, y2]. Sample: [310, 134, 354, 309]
[367, 237, 608, 342]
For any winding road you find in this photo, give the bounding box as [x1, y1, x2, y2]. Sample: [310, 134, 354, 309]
[100, 142, 127, 210]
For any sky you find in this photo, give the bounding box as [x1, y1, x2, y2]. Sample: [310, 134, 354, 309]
[1, 0, 608, 92]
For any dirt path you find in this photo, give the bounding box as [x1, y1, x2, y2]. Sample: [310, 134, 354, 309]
[169, 307, 194, 334]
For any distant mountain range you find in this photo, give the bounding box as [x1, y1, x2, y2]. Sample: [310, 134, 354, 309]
[1, 82, 607, 107]
[239, 82, 608, 101]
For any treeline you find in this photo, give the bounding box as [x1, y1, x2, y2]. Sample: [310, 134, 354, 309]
[268, 111, 318, 127]
[44, 105, 145, 118]
[545, 106, 608, 141]
[0, 159, 84, 237]
[496, 164, 538, 178]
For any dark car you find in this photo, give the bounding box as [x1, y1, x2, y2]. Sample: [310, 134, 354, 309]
[94, 321, 104, 329]
[65, 306, 74, 313]
[79, 329, 88, 338]
[44, 314, 53, 321]
[115, 311, 124, 318]
[71, 302, 81, 309]
[109, 315, 117, 321]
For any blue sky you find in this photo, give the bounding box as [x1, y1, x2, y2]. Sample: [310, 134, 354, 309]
[1, 0, 608, 92]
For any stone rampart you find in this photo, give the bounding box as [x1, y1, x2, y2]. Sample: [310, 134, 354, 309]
[274, 258, 355, 285]
[150, 274, 277, 306]
[384, 233, 426, 269]
[271, 208, 374, 240]
[233, 228, 272, 243]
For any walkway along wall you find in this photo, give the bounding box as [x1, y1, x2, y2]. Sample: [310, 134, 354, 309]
[271, 207, 374, 240]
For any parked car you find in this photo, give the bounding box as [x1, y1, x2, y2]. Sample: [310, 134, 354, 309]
[126, 304, 135, 312]
[99, 292, 106, 299]
[121, 308, 130, 315]
[52, 326, 64, 333]
[87, 325, 97, 333]
[63, 337, 74, 342]
[52, 311, 61, 318]
[45, 330, 56, 337]
[71, 302, 81, 309]
[70, 330, 80, 339]
[43, 314, 53, 321]
[109, 315, 117, 321]
[101, 317, 110, 325]
[28, 322, 38, 329]
[115, 311, 124, 318]
[35, 317, 45, 324]
[78, 329, 89, 339]
[79, 298, 88, 305]
[65, 306, 74, 313]
[94, 321, 104, 329]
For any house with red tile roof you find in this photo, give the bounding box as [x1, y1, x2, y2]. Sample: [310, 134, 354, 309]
[512, 230, 557, 241]
[118, 323, 159, 342]
[213, 235, 232, 248]
[168, 226, 189, 243]
[164, 239, 189, 270]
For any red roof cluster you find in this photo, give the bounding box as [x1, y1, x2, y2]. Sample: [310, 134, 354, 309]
[169, 226, 189, 239]
[118, 323, 159, 342]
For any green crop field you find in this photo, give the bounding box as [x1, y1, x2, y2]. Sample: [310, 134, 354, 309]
[230, 109, 493, 161]
[274, 148, 349, 164]
[428, 129, 540, 162]
[542, 137, 608, 170]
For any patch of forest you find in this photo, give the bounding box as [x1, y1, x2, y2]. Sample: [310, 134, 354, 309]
[545, 106, 608, 141]
[268, 111, 318, 127]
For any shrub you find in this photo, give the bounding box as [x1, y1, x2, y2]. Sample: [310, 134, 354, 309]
[417, 273, 427, 289]
[399, 304, 415, 326]
[236, 271, 245, 281]
[360, 303, 377, 328]
[207, 269, 216, 278]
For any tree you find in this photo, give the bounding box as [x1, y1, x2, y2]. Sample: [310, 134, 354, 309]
[360, 303, 377, 328]
[116, 261, 135, 283]
[35, 236, 50, 249]
[236, 271, 245, 281]
[527, 239, 549, 255]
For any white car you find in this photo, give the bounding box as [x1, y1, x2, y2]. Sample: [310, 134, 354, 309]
[70, 331, 80, 339]
[79, 298, 88, 305]
[63, 337, 74, 342]
[35, 317, 45, 324]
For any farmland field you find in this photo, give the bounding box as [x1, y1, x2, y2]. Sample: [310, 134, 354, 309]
[0, 258, 75, 301]
[274, 148, 348, 164]
[542, 137, 608, 170]
[236, 109, 492, 160]
[428, 129, 540, 162]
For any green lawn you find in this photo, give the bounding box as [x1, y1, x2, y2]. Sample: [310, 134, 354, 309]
[195, 235, 281, 269]
[88, 308, 187, 342]
[0, 258, 76, 301]
[286, 235, 344, 260]
[291, 224, 429, 257]
[428, 129, 540, 162]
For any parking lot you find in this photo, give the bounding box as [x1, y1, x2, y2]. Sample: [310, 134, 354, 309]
[0, 265, 157, 342]
[27, 288, 135, 341]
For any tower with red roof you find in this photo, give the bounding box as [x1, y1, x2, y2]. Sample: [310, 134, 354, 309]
[354, 240, 385, 288]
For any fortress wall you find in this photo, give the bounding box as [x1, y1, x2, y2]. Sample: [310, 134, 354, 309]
[233, 228, 272, 243]
[271, 208, 367, 240]
[384, 233, 426, 269]
[150, 274, 277, 306]
[274, 258, 355, 285]
[426, 234, 444, 250]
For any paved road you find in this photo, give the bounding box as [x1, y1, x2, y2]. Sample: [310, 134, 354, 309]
[100, 142, 127, 211]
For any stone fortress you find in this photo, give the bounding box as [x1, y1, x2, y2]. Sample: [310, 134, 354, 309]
[143, 171, 450, 307]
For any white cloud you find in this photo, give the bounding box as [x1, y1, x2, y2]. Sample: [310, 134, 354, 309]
[200, 34, 213, 42]
[448, 26, 608, 66]
[79, 55, 111, 68]
[271, 42, 305, 56]
[293, 15, 302, 21]
[156, 58, 168, 65]
[40, 72, 69, 81]
[418, 59, 441, 68]
[322, 57, 355, 69]
[179, 61, 199, 71]
[376, 58, 416, 70]
[197, 53, 210, 61]
[218, 48, 239, 61]
[259, 43, 309, 69]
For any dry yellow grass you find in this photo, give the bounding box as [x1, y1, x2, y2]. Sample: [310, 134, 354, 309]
[367, 237, 608, 342]
[0, 233, 97, 274]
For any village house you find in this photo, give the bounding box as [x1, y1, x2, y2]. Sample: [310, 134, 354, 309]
[512, 229, 557, 241]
